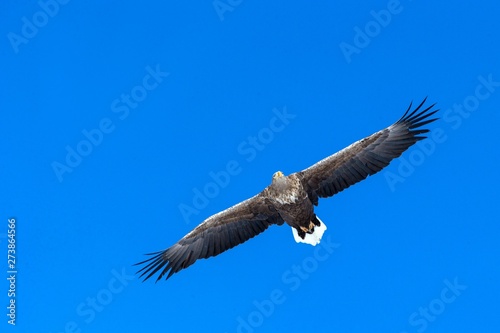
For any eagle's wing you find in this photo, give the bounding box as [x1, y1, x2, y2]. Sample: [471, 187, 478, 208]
[136, 193, 283, 281]
[296, 98, 438, 205]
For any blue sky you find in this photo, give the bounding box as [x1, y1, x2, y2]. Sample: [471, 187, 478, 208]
[1, 0, 499, 332]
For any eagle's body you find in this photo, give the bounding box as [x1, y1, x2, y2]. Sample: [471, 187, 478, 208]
[136, 99, 439, 281]
[267, 173, 313, 230]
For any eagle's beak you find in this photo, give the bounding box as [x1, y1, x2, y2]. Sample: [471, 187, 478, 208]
[272, 171, 284, 180]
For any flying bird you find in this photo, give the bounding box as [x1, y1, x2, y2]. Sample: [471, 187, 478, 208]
[136, 98, 438, 281]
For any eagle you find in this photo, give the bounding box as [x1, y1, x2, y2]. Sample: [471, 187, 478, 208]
[136, 98, 438, 281]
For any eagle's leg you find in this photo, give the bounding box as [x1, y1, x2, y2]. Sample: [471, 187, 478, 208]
[312, 214, 321, 227]
[301, 218, 319, 234]
[297, 228, 306, 239]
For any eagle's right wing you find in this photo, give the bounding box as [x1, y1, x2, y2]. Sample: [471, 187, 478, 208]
[135, 193, 283, 281]
[296, 98, 438, 205]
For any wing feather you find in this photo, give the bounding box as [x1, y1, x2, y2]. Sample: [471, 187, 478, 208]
[297, 98, 438, 204]
[135, 193, 283, 281]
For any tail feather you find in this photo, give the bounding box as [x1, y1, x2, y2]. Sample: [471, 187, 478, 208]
[291, 216, 327, 246]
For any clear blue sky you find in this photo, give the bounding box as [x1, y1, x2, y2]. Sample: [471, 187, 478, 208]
[1, 0, 499, 332]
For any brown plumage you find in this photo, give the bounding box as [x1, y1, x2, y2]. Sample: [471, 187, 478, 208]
[136, 98, 438, 281]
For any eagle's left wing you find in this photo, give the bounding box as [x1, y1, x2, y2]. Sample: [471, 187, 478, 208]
[296, 98, 438, 205]
[135, 193, 283, 281]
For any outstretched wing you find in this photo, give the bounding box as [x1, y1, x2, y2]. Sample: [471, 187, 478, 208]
[296, 98, 438, 205]
[135, 193, 283, 281]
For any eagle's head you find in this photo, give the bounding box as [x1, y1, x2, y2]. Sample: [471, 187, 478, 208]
[272, 170, 285, 182]
[271, 170, 289, 192]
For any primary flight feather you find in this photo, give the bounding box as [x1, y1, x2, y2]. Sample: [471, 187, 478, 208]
[136, 98, 438, 281]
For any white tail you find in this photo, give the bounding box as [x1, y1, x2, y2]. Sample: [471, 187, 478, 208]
[291, 216, 327, 246]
